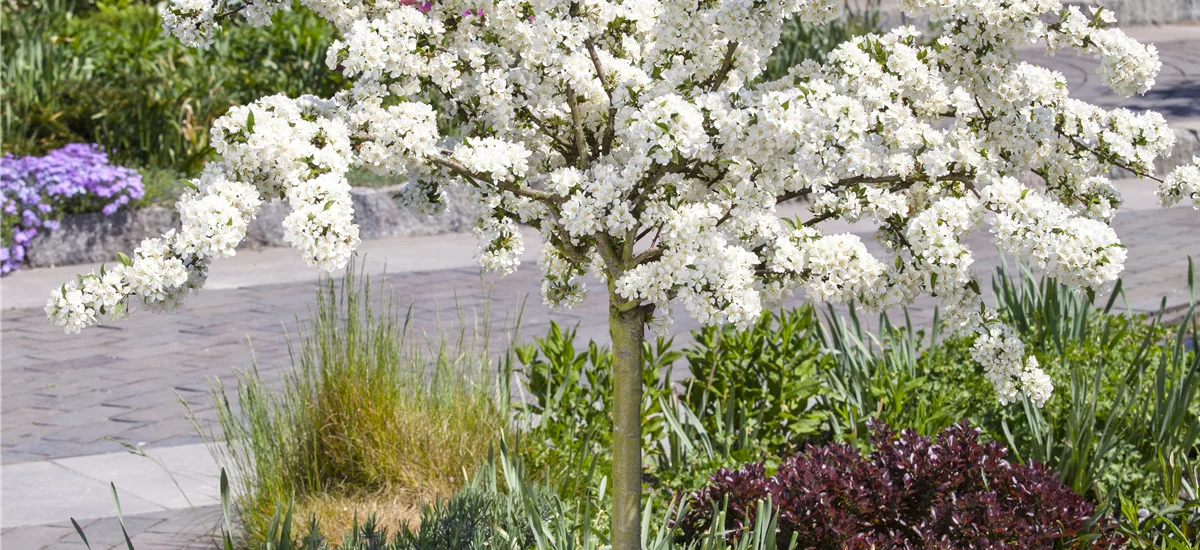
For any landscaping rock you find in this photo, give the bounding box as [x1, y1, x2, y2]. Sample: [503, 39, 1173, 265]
[25, 185, 482, 268]
[25, 206, 179, 268]
[1094, 0, 1200, 25]
[878, 0, 1200, 27]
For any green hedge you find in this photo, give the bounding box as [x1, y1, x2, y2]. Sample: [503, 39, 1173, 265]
[1, 0, 344, 175]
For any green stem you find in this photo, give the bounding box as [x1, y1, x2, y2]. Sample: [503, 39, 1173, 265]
[609, 302, 645, 550]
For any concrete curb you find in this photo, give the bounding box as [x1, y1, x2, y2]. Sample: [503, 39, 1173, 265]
[25, 185, 482, 269]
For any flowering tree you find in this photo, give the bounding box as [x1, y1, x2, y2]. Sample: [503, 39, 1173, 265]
[47, 0, 1200, 546]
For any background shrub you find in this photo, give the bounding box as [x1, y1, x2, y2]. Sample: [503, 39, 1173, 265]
[1, 0, 344, 174]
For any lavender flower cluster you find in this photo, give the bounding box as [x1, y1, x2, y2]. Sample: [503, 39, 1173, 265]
[1, 144, 144, 275]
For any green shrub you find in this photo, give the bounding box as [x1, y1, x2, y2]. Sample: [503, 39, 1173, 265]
[514, 307, 834, 498]
[1, 0, 344, 173]
[818, 261, 1200, 516]
[763, 0, 882, 80]
[681, 306, 829, 459]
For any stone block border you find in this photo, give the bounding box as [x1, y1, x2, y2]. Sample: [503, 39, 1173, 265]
[26, 185, 481, 269]
[878, 0, 1200, 27]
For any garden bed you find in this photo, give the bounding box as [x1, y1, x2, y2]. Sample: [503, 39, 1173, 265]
[25, 185, 481, 268]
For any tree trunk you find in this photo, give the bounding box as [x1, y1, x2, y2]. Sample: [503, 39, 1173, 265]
[609, 303, 645, 550]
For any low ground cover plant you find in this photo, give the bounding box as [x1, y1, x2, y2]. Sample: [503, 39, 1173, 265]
[0, 143, 143, 273]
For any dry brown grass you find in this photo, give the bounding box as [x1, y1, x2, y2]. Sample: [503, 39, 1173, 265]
[294, 486, 441, 542]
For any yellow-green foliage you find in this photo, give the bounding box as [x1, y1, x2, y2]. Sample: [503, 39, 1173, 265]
[204, 260, 511, 544]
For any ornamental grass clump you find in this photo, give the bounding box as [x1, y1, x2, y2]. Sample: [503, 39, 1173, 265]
[676, 419, 1122, 549]
[47, 0, 1200, 543]
[0, 143, 143, 274]
[205, 261, 512, 543]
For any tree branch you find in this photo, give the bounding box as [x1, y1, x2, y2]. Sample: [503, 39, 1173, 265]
[517, 106, 574, 158]
[704, 42, 739, 92]
[567, 86, 590, 167]
[586, 39, 619, 155]
[429, 151, 561, 203]
[1058, 130, 1166, 183]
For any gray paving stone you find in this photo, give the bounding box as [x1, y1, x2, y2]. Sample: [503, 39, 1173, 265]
[69, 512, 166, 543]
[2, 504, 220, 549]
[0, 525, 75, 549]
[1, 462, 165, 528]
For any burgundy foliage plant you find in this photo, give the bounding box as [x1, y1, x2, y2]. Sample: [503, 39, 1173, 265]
[675, 420, 1121, 549]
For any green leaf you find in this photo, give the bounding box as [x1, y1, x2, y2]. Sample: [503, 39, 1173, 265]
[110, 483, 135, 550]
[71, 518, 91, 549]
[245, 110, 256, 135]
[117, 252, 133, 267]
[220, 469, 236, 550]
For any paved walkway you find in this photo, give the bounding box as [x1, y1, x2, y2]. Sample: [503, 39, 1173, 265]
[4, 26, 1200, 550]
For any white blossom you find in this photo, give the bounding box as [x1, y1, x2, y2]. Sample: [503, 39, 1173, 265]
[1160, 159, 1200, 210]
[55, 0, 1196, 407]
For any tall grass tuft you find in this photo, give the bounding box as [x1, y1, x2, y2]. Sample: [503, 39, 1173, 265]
[203, 258, 513, 544]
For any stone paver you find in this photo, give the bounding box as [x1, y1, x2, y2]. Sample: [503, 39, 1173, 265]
[2, 25, 1199, 550]
[1023, 29, 1200, 123]
[2, 506, 221, 550]
[1, 444, 219, 529]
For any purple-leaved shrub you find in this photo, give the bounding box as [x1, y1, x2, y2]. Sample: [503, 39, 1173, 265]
[676, 419, 1121, 549]
[1, 144, 143, 274]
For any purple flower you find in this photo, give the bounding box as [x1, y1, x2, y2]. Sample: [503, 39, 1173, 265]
[1, 144, 143, 275]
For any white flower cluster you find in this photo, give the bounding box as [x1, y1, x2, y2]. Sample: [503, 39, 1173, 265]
[451, 138, 531, 184]
[971, 324, 1053, 406]
[45, 266, 127, 333]
[63, 0, 1192, 407]
[1160, 159, 1200, 210]
[623, 95, 711, 165]
[49, 94, 361, 332]
[801, 235, 886, 305]
[1053, 6, 1161, 97]
[348, 101, 440, 177]
[160, 0, 219, 48]
[175, 171, 262, 259]
[617, 204, 761, 328]
[474, 214, 524, 275]
[985, 177, 1125, 292]
[538, 242, 588, 309]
